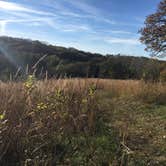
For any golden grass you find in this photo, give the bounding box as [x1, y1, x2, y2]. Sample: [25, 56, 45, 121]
[1, 78, 165, 95]
[0, 78, 165, 165]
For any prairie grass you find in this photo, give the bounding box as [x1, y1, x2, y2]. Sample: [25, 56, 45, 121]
[0, 78, 165, 165]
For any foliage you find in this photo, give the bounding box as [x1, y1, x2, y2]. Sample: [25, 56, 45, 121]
[142, 59, 160, 82]
[140, 0, 166, 57]
[0, 36, 165, 81]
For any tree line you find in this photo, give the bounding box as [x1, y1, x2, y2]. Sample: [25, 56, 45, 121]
[0, 36, 165, 81]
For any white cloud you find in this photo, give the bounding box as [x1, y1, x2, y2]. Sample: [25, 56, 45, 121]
[109, 30, 133, 34]
[106, 37, 140, 45]
[42, 18, 91, 32]
[0, 1, 29, 11]
[0, 1, 55, 16]
[0, 0, 116, 36]
[0, 17, 52, 34]
[0, 1, 58, 34]
[0, 0, 93, 33]
[63, 0, 99, 16]
[62, 0, 115, 25]
[62, 25, 91, 32]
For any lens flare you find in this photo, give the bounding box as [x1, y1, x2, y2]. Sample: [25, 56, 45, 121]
[0, 39, 22, 69]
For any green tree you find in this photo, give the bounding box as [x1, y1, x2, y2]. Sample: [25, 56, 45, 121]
[142, 59, 160, 82]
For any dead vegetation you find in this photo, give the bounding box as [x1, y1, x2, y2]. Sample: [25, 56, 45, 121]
[0, 78, 166, 165]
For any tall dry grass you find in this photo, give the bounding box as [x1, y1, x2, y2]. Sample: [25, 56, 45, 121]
[0, 78, 165, 165]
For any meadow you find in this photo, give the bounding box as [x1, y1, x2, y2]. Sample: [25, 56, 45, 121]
[0, 77, 166, 165]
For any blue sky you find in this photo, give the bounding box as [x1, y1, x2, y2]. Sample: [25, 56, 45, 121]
[0, 0, 161, 56]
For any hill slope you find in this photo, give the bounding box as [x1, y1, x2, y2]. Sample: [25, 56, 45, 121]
[0, 36, 165, 80]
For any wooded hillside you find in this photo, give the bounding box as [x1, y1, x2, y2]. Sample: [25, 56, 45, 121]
[0, 36, 165, 81]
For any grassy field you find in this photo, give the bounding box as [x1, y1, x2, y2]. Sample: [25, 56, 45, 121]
[0, 78, 166, 165]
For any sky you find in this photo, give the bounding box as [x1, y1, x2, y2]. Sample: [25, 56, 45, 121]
[0, 0, 161, 57]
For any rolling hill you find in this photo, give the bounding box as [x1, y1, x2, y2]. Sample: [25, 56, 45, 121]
[0, 36, 165, 81]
